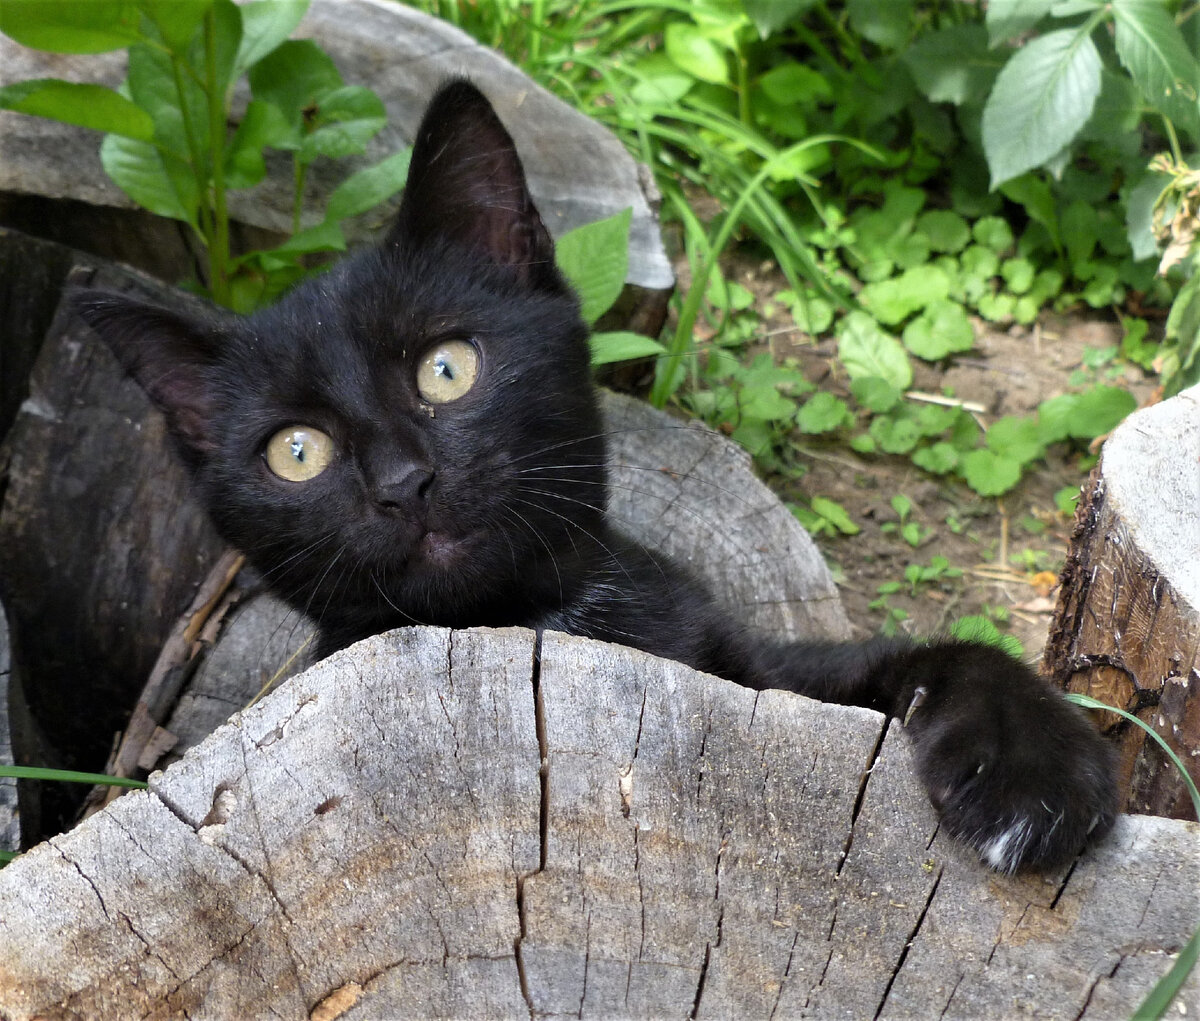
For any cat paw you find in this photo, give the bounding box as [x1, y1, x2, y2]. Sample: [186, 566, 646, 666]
[892, 641, 1118, 873]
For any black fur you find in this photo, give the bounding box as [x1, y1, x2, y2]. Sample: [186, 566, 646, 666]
[72, 79, 1117, 872]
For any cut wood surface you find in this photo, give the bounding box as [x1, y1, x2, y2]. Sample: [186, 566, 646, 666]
[0, 0, 673, 320]
[0, 626, 1195, 1019]
[1045, 383, 1200, 818]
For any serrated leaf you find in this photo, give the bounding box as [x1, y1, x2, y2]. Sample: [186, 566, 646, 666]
[1112, 0, 1200, 137]
[837, 311, 913, 389]
[555, 207, 632, 325]
[982, 27, 1102, 187]
[589, 331, 667, 367]
[0, 79, 154, 140]
[960, 448, 1023, 495]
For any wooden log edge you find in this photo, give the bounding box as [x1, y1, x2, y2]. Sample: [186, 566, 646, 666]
[0, 626, 1195, 1019]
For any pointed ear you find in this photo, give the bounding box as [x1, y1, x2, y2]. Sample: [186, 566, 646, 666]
[390, 79, 558, 284]
[71, 290, 222, 466]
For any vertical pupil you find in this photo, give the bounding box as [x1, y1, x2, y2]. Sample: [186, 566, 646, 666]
[290, 438, 305, 463]
[435, 357, 454, 380]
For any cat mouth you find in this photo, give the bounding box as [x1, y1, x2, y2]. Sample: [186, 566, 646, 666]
[415, 529, 472, 566]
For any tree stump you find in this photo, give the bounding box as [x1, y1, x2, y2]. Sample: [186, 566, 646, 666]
[0, 626, 1195, 1019]
[1044, 384, 1200, 819]
[0, 0, 672, 334]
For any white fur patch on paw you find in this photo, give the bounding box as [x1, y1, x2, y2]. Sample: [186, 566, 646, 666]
[981, 817, 1034, 874]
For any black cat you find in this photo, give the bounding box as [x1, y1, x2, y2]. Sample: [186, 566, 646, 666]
[73, 79, 1116, 873]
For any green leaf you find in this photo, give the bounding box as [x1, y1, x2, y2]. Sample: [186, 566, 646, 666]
[267, 219, 346, 257]
[810, 496, 860, 535]
[1125, 172, 1170, 261]
[324, 148, 411, 222]
[1112, 0, 1200, 137]
[902, 25, 997, 105]
[797, 392, 852, 434]
[837, 311, 913, 390]
[902, 300, 975, 360]
[1054, 485, 1081, 514]
[224, 99, 291, 188]
[972, 216, 1015, 253]
[913, 441, 959, 474]
[982, 27, 1102, 187]
[236, 0, 309, 73]
[298, 85, 386, 162]
[1061, 199, 1099, 266]
[589, 331, 667, 367]
[869, 414, 921, 454]
[986, 415, 1045, 464]
[917, 210, 971, 253]
[1070, 385, 1137, 438]
[743, 0, 818, 37]
[249, 38, 342, 135]
[959, 448, 1023, 496]
[860, 266, 951, 325]
[0, 79, 154, 140]
[999, 174, 1061, 252]
[985, 0, 1057, 47]
[0, 0, 144, 52]
[100, 133, 198, 225]
[1001, 257, 1035, 294]
[664, 23, 730, 85]
[848, 0, 913, 50]
[789, 292, 834, 334]
[141, 0, 212, 49]
[555, 207, 632, 326]
[850, 376, 902, 413]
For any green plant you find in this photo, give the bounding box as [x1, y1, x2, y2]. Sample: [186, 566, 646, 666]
[0, 0, 412, 311]
[881, 494, 931, 547]
[903, 554, 962, 595]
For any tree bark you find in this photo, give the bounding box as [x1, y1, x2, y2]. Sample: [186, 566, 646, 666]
[0, 626, 1194, 1019]
[1044, 384, 1200, 819]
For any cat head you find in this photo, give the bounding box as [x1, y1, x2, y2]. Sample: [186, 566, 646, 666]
[73, 79, 606, 647]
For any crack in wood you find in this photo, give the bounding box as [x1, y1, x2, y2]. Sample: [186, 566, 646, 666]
[872, 866, 943, 1020]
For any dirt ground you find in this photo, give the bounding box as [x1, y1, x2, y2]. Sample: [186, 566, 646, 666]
[684, 253, 1162, 661]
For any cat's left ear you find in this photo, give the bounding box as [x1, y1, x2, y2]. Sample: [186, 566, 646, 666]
[390, 79, 558, 287]
[71, 290, 224, 468]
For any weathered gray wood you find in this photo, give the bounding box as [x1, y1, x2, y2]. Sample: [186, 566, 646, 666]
[0, 600, 17, 855]
[0, 257, 226, 839]
[0, 626, 1194, 1019]
[0, 0, 673, 306]
[1045, 383, 1200, 818]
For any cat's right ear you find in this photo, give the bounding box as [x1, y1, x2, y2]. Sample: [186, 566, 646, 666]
[71, 290, 222, 465]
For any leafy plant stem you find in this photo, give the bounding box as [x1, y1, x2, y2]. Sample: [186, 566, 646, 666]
[1162, 115, 1184, 166]
[292, 158, 307, 235]
[203, 7, 231, 307]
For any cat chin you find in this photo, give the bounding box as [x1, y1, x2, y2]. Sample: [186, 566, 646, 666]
[413, 529, 474, 569]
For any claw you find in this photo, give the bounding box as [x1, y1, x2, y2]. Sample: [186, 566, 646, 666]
[903, 685, 929, 727]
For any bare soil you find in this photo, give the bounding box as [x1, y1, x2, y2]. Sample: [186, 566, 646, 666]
[681, 252, 1161, 661]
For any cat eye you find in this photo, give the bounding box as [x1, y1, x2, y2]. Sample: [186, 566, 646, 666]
[416, 340, 480, 404]
[264, 426, 335, 482]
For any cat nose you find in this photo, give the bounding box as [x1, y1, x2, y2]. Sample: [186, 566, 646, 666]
[370, 464, 434, 516]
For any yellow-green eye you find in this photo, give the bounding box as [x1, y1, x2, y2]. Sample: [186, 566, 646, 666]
[416, 340, 480, 404]
[265, 426, 334, 482]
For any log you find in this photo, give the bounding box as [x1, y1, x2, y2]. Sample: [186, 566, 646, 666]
[0, 599, 17, 855]
[0, 242, 226, 841]
[0, 0, 672, 331]
[1044, 384, 1200, 819]
[0, 626, 1194, 1019]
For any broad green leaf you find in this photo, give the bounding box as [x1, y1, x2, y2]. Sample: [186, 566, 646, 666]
[236, 0, 309, 72]
[1124, 171, 1169, 261]
[985, 0, 1057, 47]
[917, 210, 970, 253]
[913, 441, 959, 474]
[797, 392, 852, 434]
[298, 85, 386, 162]
[972, 216, 1014, 253]
[869, 414, 921, 454]
[789, 292, 833, 334]
[224, 100, 291, 189]
[249, 39, 343, 133]
[0, 0, 143, 52]
[555, 208, 632, 325]
[324, 148, 411, 222]
[838, 311, 913, 389]
[128, 39, 206, 165]
[1060, 199, 1098, 266]
[141, 0, 212, 50]
[902, 25, 998, 105]
[850, 376, 902, 413]
[1001, 257, 1034, 294]
[982, 27, 1102, 187]
[0, 79, 153, 140]
[664, 23, 729, 85]
[859, 266, 951, 325]
[961, 244, 1000, 280]
[759, 62, 832, 107]
[1070, 385, 1137, 438]
[848, 0, 913, 50]
[999, 174, 1060, 251]
[902, 300, 975, 360]
[1036, 393, 1079, 443]
[986, 415, 1045, 464]
[629, 54, 694, 105]
[100, 133, 198, 226]
[267, 220, 346, 257]
[1112, 0, 1200, 137]
[959, 448, 1022, 496]
[589, 331, 667, 367]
